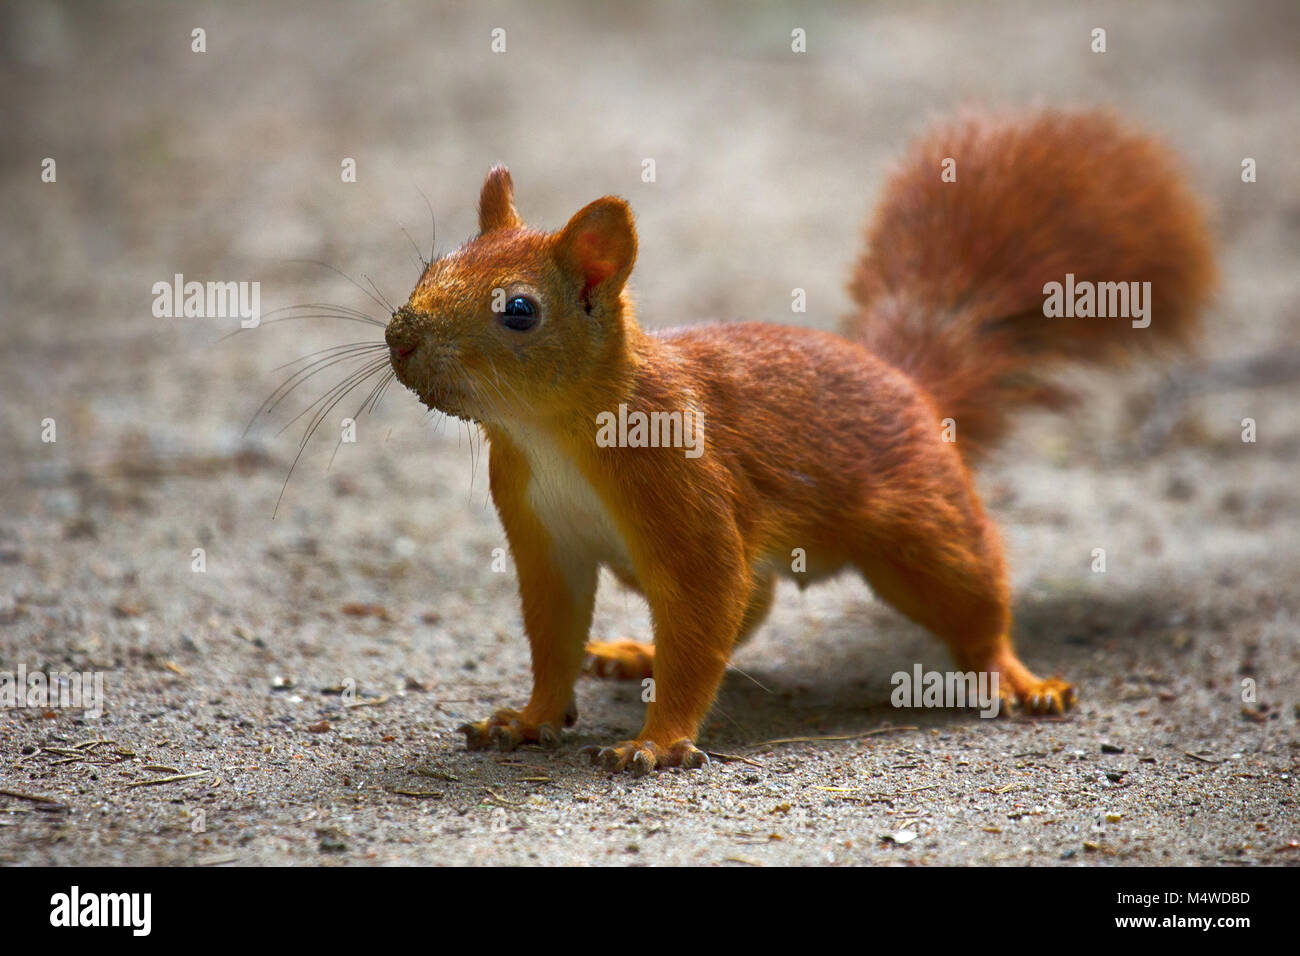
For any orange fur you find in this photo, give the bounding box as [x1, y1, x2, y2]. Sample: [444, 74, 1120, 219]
[384, 113, 1215, 774]
[845, 109, 1216, 459]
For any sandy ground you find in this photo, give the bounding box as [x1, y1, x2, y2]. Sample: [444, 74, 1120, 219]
[1, 0, 1298, 866]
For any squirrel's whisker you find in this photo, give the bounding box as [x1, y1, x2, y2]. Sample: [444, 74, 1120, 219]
[217, 312, 385, 344]
[327, 368, 394, 472]
[244, 346, 390, 437]
[398, 221, 430, 272]
[272, 358, 390, 518]
[369, 370, 399, 416]
[416, 185, 437, 265]
[280, 357, 391, 444]
[361, 273, 396, 313]
[271, 341, 388, 373]
[284, 258, 395, 317]
[263, 302, 386, 323]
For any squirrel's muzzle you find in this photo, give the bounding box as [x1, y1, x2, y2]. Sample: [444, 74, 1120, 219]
[386, 306, 421, 361]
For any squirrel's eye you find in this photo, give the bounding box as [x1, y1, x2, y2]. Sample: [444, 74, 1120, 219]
[500, 295, 539, 331]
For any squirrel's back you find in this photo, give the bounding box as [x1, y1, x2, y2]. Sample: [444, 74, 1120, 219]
[842, 108, 1216, 460]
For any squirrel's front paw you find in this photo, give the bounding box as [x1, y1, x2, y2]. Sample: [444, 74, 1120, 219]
[1002, 677, 1076, 716]
[580, 737, 709, 777]
[459, 709, 564, 752]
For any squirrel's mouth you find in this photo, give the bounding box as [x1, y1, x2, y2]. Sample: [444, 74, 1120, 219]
[411, 379, 479, 422]
[389, 347, 492, 423]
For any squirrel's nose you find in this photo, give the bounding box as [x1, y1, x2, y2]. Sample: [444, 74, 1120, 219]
[386, 310, 420, 359]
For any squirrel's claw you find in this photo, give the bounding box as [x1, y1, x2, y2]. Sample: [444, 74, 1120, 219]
[459, 709, 564, 752]
[582, 737, 710, 776]
[458, 719, 493, 751]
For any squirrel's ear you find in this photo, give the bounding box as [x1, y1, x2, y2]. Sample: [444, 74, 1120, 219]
[479, 165, 523, 233]
[554, 197, 637, 308]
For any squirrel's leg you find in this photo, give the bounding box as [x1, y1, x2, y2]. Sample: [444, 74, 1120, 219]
[856, 492, 1074, 715]
[583, 571, 774, 680]
[734, 570, 777, 649]
[586, 550, 751, 775]
[460, 520, 596, 753]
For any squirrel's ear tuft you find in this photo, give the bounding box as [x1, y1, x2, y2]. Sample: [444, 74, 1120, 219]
[479, 165, 523, 233]
[554, 197, 637, 307]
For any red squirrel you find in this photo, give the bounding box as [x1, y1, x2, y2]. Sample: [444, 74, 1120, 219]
[384, 109, 1215, 775]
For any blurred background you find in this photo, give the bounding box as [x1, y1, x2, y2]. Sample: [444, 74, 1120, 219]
[1, 1, 1297, 865]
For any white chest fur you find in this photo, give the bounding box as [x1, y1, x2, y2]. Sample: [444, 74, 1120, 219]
[500, 424, 634, 578]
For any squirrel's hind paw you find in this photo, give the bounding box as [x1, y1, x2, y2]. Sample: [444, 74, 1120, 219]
[581, 737, 709, 777]
[583, 639, 655, 680]
[459, 708, 565, 752]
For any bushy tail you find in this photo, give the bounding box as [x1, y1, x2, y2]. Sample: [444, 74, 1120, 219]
[843, 109, 1216, 461]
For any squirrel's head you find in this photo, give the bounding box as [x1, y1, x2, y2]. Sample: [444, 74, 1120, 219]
[385, 166, 638, 424]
